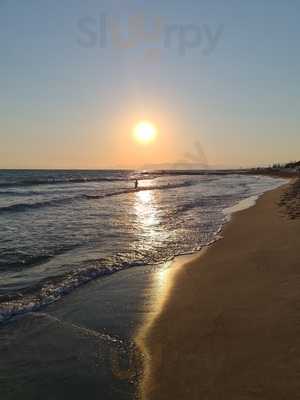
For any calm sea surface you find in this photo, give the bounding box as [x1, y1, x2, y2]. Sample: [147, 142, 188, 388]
[0, 170, 286, 322]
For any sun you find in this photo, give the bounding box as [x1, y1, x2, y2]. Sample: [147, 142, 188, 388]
[133, 121, 157, 144]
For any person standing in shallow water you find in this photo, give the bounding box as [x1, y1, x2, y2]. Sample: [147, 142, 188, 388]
[134, 180, 138, 190]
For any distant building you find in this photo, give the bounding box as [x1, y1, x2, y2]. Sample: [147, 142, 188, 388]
[284, 161, 300, 173]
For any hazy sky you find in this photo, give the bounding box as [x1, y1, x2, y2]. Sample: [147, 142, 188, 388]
[1, 0, 299, 169]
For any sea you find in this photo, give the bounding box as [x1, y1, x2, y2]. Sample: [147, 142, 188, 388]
[0, 169, 286, 323]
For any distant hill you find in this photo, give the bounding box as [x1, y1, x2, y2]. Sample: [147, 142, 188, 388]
[142, 162, 209, 170]
[142, 162, 244, 170]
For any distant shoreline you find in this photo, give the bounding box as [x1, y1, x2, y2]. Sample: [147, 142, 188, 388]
[0, 167, 298, 180]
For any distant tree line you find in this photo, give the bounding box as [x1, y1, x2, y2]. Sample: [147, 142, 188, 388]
[272, 161, 300, 169]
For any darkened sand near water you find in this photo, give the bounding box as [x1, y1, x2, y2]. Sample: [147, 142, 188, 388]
[137, 179, 300, 399]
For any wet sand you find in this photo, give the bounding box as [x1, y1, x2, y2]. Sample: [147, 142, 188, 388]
[138, 180, 300, 399]
[0, 263, 163, 400]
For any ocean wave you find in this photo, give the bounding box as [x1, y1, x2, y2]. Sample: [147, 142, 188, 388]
[0, 190, 42, 197]
[0, 176, 131, 189]
[0, 227, 224, 325]
[0, 196, 83, 214]
[85, 181, 197, 200]
[0, 259, 130, 324]
[0, 181, 197, 215]
[0, 254, 52, 273]
[0, 245, 171, 323]
[0, 243, 79, 273]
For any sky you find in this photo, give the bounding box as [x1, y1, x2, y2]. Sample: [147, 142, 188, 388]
[0, 0, 299, 169]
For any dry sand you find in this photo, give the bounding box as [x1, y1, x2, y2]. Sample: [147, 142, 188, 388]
[137, 180, 300, 400]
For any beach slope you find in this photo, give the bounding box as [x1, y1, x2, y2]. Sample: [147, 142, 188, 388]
[139, 180, 300, 399]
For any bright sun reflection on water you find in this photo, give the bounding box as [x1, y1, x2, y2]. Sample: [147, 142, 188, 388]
[134, 189, 172, 302]
[134, 190, 160, 234]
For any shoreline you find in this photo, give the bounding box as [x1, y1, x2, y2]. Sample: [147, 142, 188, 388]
[137, 179, 300, 399]
[1, 175, 286, 326]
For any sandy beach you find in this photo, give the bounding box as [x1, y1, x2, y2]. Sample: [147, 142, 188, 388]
[138, 179, 300, 399]
[1, 172, 287, 400]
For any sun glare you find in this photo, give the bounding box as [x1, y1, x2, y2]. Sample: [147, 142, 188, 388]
[133, 121, 157, 144]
